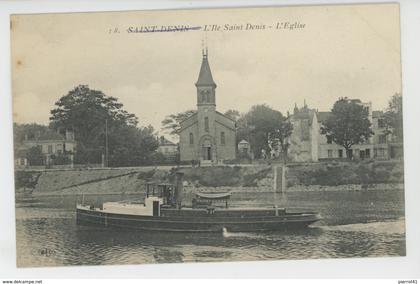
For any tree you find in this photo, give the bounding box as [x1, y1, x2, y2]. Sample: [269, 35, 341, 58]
[269, 119, 294, 163]
[321, 98, 374, 159]
[50, 85, 138, 150]
[161, 110, 196, 135]
[50, 85, 157, 166]
[383, 93, 403, 142]
[108, 125, 159, 167]
[241, 104, 289, 159]
[224, 109, 241, 122]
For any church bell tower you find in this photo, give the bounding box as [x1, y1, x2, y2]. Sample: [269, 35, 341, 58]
[195, 48, 217, 161]
[196, 48, 216, 109]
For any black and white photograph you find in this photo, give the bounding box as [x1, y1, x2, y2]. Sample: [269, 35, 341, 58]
[10, 3, 405, 268]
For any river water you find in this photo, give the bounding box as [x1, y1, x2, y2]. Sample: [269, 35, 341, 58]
[15, 189, 406, 267]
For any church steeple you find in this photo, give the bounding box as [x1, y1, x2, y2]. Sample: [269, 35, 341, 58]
[196, 48, 216, 107]
[195, 48, 216, 87]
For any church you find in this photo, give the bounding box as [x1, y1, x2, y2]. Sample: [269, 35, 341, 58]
[178, 49, 236, 164]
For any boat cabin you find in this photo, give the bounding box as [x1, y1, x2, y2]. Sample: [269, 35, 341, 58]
[145, 182, 176, 207]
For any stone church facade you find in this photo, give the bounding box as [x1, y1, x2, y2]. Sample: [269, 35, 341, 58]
[178, 50, 236, 163]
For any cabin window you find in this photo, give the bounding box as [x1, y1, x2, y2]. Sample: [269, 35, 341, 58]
[48, 145, 53, 154]
[204, 117, 209, 132]
[189, 133, 194, 145]
[221, 132, 225, 145]
[338, 149, 343, 158]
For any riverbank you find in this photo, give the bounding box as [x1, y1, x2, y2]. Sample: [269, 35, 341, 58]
[14, 160, 404, 197]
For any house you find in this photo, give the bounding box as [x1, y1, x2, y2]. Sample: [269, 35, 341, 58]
[287, 100, 400, 162]
[157, 136, 178, 159]
[371, 110, 403, 159]
[178, 49, 236, 164]
[15, 129, 76, 167]
[288, 102, 319, 162]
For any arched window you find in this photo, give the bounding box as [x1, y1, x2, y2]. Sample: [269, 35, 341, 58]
[189, 133, 194, 145]
[206, 93, 210, 103]
[204, 117, 209, 132]
[221, 132, 225, 145]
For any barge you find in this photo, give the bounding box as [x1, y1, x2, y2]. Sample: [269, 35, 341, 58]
[76, 172, 320, 232]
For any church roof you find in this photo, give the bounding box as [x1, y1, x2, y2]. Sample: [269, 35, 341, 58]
[195, 51, 216, 87]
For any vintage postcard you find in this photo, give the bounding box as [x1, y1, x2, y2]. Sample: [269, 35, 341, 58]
[11, 3, 404, 268]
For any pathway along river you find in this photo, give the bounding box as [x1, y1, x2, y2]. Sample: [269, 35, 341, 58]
[15, 189, 405, 267]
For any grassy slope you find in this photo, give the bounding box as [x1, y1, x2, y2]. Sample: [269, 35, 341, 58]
[15, 161, 404, 195]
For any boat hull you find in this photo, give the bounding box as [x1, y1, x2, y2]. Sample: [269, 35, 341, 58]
[76, 207, 320, 232]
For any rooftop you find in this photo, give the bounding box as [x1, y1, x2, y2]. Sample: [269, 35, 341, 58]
[195, 50, 216, 87]
[158, 136, 176, 146]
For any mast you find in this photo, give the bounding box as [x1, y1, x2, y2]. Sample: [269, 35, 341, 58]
[273, 165, 279, 216]
[105, 119, 109, 167]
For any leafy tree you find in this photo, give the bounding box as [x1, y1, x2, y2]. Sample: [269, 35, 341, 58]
[235, 114, 250, 142]
[50, 85, 157, 166]
[269, 119, 294, 163]
[50, 85, 138, 151]
[161, 110, 196, 135]
[224, 109, 241, 122]
[383, 93, 403, 142]
[108, 125, 158, 167]
[241, 104, 290, 159]
[321, 98, 374, 159]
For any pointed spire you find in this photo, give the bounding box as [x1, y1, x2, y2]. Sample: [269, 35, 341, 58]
[196, 48, 216, 87]
[294, 103, 298, 114]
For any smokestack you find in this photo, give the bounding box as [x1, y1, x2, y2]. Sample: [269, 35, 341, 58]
[174, 172, 184, 209]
